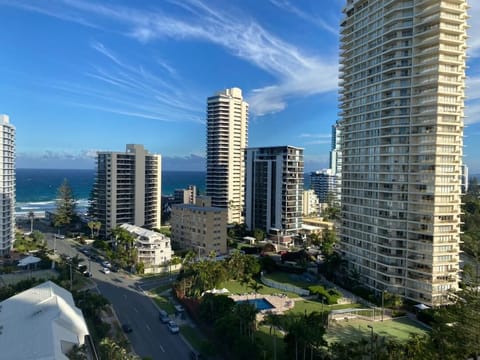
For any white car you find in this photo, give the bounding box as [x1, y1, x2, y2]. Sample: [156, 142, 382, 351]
[167, 321, 180, 334]
[101, 267, 110, 274]
[101, 261, 112, 268]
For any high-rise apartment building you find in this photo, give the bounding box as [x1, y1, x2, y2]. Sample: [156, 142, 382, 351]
[302, 189, 320, 216]
[92, 144, 161, 238]
[0, 115, 15, 256]
[339, 0, 467, 305]
[245, 146, 304, 235]
[329, 124, 342, 175]
[206, 88, 248, 224]
[310, 169, 337, 203]
[173, 185, 197, 205]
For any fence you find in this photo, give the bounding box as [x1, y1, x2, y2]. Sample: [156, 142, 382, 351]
[260, 274, 310, 296]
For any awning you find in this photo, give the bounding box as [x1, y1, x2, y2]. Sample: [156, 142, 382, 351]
[414, 303, 430, 310]
[17, 256, 41, 267]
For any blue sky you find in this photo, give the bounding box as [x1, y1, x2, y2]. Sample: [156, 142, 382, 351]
[1, 0, 479, 173]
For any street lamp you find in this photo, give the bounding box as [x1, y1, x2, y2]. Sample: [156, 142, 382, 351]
[367, 325, 374, 360]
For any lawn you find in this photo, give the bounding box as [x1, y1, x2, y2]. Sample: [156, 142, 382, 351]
[149, 288, 176, 314]
[326, 317, 429, 344]
[287, 299, 363, 315]
[220, 280, 299, 298]
[256, 325, 287, 360]
[180, 325, 216, 357]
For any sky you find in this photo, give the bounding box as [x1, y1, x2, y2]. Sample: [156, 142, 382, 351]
[0, 0, 479, 173]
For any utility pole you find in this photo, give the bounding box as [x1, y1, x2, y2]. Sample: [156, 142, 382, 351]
[367, 325, 374, 360]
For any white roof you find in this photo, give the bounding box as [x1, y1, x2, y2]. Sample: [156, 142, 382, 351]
[0, 281, 89, 360]
[17, 255, 41, 267]
[120, 223, 169, 244]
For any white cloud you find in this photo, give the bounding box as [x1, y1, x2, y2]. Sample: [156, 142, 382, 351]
[269, 0, 339, 36]
[467, 0, 480, 57]
[299, 133, 331, 139]
[5, 0, 339, 117]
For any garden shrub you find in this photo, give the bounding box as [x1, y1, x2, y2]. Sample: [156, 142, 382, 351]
[308, 285, 341, 304]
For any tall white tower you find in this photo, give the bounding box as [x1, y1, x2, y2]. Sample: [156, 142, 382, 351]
[0, 114, 15, 256]
[339, 0, 467, 306]
[206, 88, 248, 224]
[93, 144, 162, 237]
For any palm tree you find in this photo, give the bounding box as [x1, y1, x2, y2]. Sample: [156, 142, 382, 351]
[261, 312, 282, 360]
[87, 221, 95, 239]
[28, 211, 35, 233]
[94, 221, 102, 238]
[248, 280, 263, 299]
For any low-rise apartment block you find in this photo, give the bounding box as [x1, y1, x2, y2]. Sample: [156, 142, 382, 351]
[170, 196, 227, 256]
[120, 223, 172, 273]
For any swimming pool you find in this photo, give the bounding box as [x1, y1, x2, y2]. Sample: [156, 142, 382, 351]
[236, 298, 274, 311]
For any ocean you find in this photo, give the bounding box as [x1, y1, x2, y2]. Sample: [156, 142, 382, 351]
[15, 168, 206, 216]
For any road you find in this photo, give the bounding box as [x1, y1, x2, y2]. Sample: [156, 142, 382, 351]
[43, 232, 192, 360]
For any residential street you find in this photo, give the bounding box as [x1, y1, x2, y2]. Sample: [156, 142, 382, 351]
[42, 232, 192, 360]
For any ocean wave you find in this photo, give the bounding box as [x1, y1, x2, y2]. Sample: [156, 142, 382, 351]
[16, 199, 90, 212]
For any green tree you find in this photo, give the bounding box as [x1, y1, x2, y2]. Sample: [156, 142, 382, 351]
[99, 338, 139, 360]
[248, 280, 263, 298]
[31, 230, 44, 243]
[320, 228, 337, 257]
[54, 179, 76, 233]
[253, 228, 265, 242]
[88, 221, 95, 239]
[261, 312, 282, 360]
[199, 293, 235, 324]
[28, 211, 35, 233]
[428, 288, 480, 359]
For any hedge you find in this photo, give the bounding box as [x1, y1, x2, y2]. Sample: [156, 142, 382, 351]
[308, 285, 342, 305]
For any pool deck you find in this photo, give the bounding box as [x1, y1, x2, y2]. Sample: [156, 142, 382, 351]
[230, 293, 296, 318]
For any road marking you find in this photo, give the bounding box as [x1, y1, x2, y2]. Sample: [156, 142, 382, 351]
[146, 324, 151, 331]
[159, 345, 165, 352]
[133, 307, 138, 313]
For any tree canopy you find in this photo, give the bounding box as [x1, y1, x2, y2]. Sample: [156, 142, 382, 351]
[54, 179, 76, 230]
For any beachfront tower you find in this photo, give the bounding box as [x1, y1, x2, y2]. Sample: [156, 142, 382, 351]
[339, 0, 467, 306]
[245, 145, 304, 235]
[92, 144, 161, 238]
[0, 115, 15, 256]
[206, 87, 248, 224]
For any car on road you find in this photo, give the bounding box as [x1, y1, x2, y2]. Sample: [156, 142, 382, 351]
[122, 324, 133, 333]
[159, 310, 170, 323]
[101, 260, 112, 268]
[54, 234, 65, 239]
[101, 267, 111, 274]
[77, 264, 87, 272]
[167, 320, 180, 334]
[83, 271, 93, 277]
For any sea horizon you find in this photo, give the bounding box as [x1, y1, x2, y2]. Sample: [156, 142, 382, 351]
[15, 168, 207, 215]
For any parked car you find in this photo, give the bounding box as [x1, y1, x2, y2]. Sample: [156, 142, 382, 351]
[83, 271, 93, 278]
[54, 234, 65, 239]
[101, 267, 110, 274]
[101, 260, 112, 268]
[167, 321, 180, 334]
[159, 310, 170, 323]
[122, 324, 133, 333]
